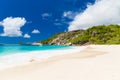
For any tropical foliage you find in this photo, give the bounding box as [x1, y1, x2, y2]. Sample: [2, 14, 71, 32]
[40, 25, 120, 45]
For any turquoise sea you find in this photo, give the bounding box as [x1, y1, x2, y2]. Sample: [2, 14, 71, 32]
[0, 45, 71, 56]
[0, 45, 87, 69]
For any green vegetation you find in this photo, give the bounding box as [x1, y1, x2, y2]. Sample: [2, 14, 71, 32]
[40, 33, 61, 44]
[40, 25, 120, 45]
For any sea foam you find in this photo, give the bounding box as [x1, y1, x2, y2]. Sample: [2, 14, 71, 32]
[0, 46, 87, 70]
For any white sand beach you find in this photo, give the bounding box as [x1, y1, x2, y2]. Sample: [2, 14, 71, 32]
[0, 45, 120, 80]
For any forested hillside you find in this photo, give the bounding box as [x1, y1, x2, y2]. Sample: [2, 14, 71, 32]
[40, 25, 120, 45]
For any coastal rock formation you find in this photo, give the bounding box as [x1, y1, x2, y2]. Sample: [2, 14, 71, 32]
[40, 25, 120, 45]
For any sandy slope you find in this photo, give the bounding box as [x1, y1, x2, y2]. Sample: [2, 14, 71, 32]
[0, 45, 120, 80]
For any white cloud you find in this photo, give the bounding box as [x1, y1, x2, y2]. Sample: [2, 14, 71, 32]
[24, 34, 31, 38]
[32, 29, 40, 34]
[0, 17, 26, 37]
[63, 11, 77, 19]
[41, 13, 51, 18]
[68, 0, 120, 31]
[63, 11, 73, 19]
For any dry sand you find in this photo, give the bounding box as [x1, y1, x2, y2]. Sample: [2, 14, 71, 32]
[0, 45, 120, 80]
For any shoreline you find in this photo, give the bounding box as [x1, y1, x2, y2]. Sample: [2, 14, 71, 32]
[0, 45, 104, 70]
[0, 46, 87, 70]
[0, 45, 120, 80]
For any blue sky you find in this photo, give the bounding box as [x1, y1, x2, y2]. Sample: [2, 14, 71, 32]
[1, 0, 120, 44]
[0, 0, 95, 44]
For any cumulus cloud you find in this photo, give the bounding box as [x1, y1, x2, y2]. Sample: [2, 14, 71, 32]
[0, 17, 26, 37]
[32, 29, 40, 34]
[68, 0, 120, 31]
[24, 34, 31, 38]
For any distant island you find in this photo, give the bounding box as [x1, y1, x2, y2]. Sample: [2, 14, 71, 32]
[39, 25, 120, 45]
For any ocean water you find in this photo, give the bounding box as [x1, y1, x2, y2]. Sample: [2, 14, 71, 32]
[0, 45, 87, 69]
[0, 45, 71, 56]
